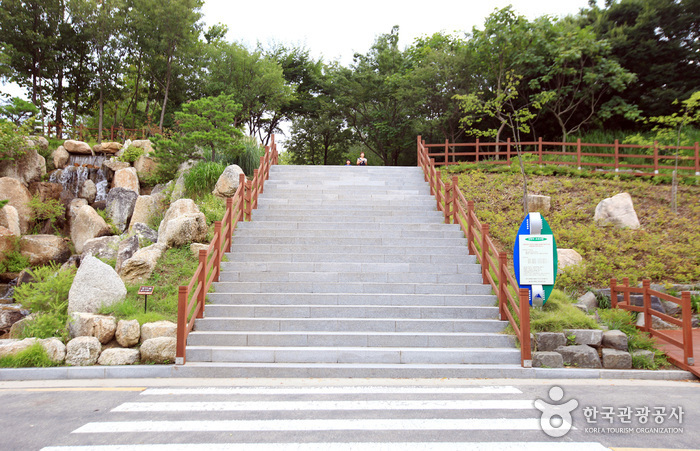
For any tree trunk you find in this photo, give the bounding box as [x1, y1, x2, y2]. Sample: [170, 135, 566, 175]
[132, 52, 142, 129]
[158, 45, 175, 131]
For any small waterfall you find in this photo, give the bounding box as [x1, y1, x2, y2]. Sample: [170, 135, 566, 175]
[0, 282, 15, 304]
[49, 153, 109, 198]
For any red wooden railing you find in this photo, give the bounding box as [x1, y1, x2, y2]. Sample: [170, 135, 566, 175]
[175, 136, 278, 364]
[425, 137, 700, 177]
[417, 136, 532, 367]
[611, 278, 694, 370]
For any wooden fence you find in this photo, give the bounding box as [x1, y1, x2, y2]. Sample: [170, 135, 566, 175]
[425, 137, 700, 177]
[417, 136, 532, 367]
[610, 278, 694, 370]
[175, 136, 278, 364]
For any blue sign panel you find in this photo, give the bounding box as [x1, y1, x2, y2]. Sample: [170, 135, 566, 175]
[513, 212, 558, 307]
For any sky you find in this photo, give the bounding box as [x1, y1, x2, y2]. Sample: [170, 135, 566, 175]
[201, 0, 595, 65]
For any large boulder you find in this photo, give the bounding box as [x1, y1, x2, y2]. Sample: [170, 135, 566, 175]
[64, 140, 93, 155]
[30, 136, 49, 151]
[102, 159, 131, 174]
[0, 337, 37, 358]
[140, 337, 176, 364]
[68, 312, 117, 344]
[134, 155, 156, 177]
[98, 348, 140, 365]
[563, 329, 603, 347]
[555, 345, 602, 368]
[119, 242, 166, 284]
[115, 319, 140, 347]
[0, 305, 26, 334]
[68, 198, 88, 222]
[0, 177, 32, 234]
[65, 336, 102, 366]
[602, 348, 632, 369]
[80, 235, 120, 261]
[28, 181, 62, 202]
[52, 146, 70, 169]
[535, 332, 567, 352]
[129, 194, 165, 231]
[557, 249, 584, 274]
[527, 194, 551, 214]
[213, 164, 245, 198]
[0, 227, 16, 260]
[79, 179, 97, 203]
[39, 337, 66, 363]
[131, 223, 158, 246]
[93, 142, 122, 154]
[70, 205, 113, 254]
[67, 255, 127, 314]
[19, 235, 71, 266]
[577, 292, 598, 311]
[0, 139, 45, 185]
[594, 193, 641, 229]
[140, 320, 177, 342]
[106, 187, 138, 233]
[533, 351, 564, 368]
[112, 167, 140, 193]
[602, 330, 628, 351]
[171, 173, 186, 201]
[115, 235, 140, 272]
[130, 139, 154, 155]
[157, 199, 207, 247]
[0, 205, 21, 236]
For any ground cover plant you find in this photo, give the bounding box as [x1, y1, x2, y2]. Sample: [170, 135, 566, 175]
[445, 164, 700, 293]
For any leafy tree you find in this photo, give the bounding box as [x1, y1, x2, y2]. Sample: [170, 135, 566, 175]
[150, 94, 244, 179]
[0, 97, 38, 125]
[286, 106, 352, 165]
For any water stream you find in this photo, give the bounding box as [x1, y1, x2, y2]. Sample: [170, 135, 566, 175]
[49, 154, 110, 202]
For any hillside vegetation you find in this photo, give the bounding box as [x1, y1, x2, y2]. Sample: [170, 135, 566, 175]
[446, 165, 700, 293]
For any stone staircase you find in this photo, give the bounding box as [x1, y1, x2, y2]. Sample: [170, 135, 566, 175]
[181, 165, 522, 377]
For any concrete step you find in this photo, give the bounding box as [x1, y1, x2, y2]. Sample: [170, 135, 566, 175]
[185, 346, 522, 365]
[204, 304, 498, 319]
[206, 292, 495, 306]
[229, 236, 467, 247]
[217, 271, 482, 284]
[256, 199, 439, 208]
[227, 244, 470, 255]
[223, 252, 477, 264]
[254, 203, 438, 212]
[247, 214, 445, 224]
[219, 261, 480, 274]
[232, 229, 463, 239]
[251, 209, 443, 219]
[186, 331, 516, 348]
[175, 362, 530, 378]
[193, 317, 506, 333]
[211, 281, 491, 295]
[234, 221, 461, 231]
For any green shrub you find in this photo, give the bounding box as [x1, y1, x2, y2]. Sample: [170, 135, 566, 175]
[0, 120, 31, 162]
[118, 146, 145, 163]
[0, 342, 59, 368]
[528, 290, 599, 333]
[184, 160, 226, 198]
[0, 199, 8, 209]
[198, 193, 226, 225]
[20, 311, 71, 341]
[13, 263, 75, 314]
[0, 250, 30, 273]
[28, 195, 65, 234]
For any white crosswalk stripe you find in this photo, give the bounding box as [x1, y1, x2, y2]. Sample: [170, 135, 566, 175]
[41, 385, 611, 451]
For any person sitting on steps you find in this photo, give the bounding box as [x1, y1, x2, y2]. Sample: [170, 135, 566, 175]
[356, 152, 367, 166]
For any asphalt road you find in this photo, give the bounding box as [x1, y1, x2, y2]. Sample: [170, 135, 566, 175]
[0, 378, 697, 451]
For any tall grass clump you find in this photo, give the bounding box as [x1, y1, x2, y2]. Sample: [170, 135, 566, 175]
[215, 135, 264, 176]
[0, 342, 59, 368]
[184, 160, 226, 199]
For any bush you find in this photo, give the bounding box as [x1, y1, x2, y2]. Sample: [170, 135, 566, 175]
[28, 195, 65, 234]
[118, 146, 145, 163]
[184, 160, 226, 198]
[198, 193, 226, 225]
[528, 290, 599, 333]
[0, 250, 30, 273]
[0, 342, 59, 368]
[14, 263, 75, 313]
[0, 120, 31, 162]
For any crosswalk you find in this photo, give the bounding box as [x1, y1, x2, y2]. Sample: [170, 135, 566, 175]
[41, 385, 611, 450]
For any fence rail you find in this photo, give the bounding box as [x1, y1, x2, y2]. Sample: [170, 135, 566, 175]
[175, 136, 278, 364]
[425, 137, 700, 177]
[417, 135, 532, 367]
[610, 277, 694, 369]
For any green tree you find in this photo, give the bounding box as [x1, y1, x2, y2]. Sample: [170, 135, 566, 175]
[286, 105, 352, 165]
[0, 97, 38, 125]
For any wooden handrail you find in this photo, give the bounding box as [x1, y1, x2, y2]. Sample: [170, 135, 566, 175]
[417, 135, 532, 367]
[611, 277, 694, 367]
[175, 136, 277, 364]
[423, 138, 700, 177]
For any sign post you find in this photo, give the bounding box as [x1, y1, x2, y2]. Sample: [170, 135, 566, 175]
[138, 286, 154, 313]
[513, 212, 557, 307]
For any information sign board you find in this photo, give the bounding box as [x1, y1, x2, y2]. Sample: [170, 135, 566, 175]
[513, 212, 557, 307]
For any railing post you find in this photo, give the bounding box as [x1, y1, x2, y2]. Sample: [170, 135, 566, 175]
[213, 221, 222, 282]
[653, 141, 659, 175]
[642, 279, 652, 333]
[475, 138, 480, 162]
[622, 277, 630, 306]
[538, 137, 543, 165]
[238, 173, 246, 222]
[444, 139, 449, 165]
[506, 138, 511, 163]
[614, 139, 620, 172]
[197, 249, 207, 319]
[176, 286, 188, 364]
[519, 288, 532, 367]
[443, 177, 452, 224]
[451, 175, 459, 224]
[577, 138, 582, 170]
[481, 224, 490, 282]
[498, 253, 507, 321]
[681, 291, 694, 365]
[245, 180, 252, 221]
[695, 142, 699, 176]
[610, 278, 618, 309]
[436, 169, 443, 213]
[466, 200, 475, 255]
[225, 198, 234, 252]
